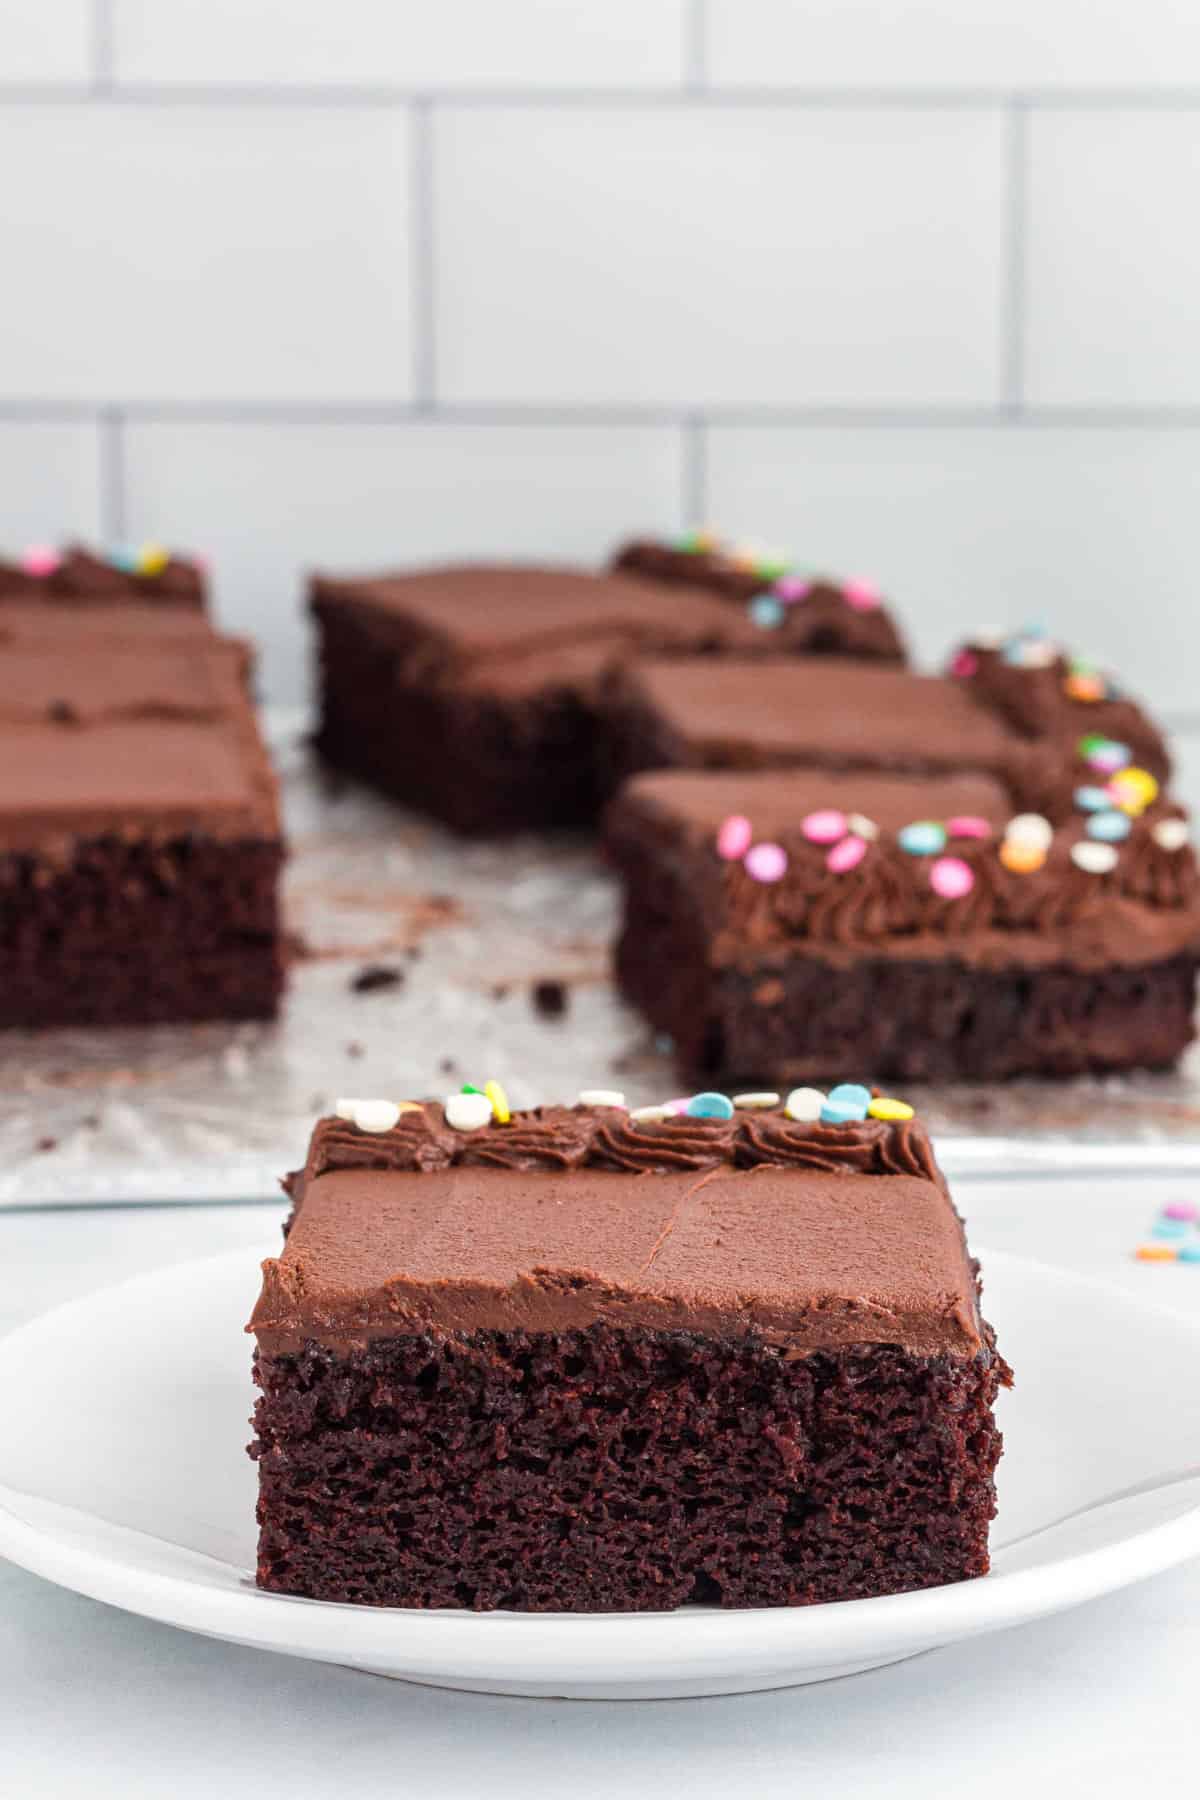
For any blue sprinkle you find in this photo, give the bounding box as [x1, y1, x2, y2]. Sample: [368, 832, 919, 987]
[897, 821, 947, 857]
[686, 1091, 734, 1120]
[820, 1098, 869, 1125]
[1178, 1244, 1200, 1264]
[749, 594, 785, 630]
[1152, 1218, 1190, 1239]
[1074, 785, 1112, 813]
[828, 1083, 872, 1108]
[109, 545, 140, 573]
[1087, 810, 1132, 843]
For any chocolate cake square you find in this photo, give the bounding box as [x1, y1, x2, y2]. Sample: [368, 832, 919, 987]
[613, 532, 907, 664]
[250, 1095, 1009, 1612]
[606, 766, 1200, 1082]
[310, 562, 900, 834]
[0, 625, 285, 1027]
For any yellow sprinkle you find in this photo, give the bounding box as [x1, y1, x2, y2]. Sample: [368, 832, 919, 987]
[1109, 767, 1159, 815]
[484, 1079, 511, 1124]
[136, 541, 170, 576]
[396, 1100, 423, 1115]
[868, 1097, 915, 1121]
[1135, 1244, 1177, 1263]
[999, 838, 1047, 874]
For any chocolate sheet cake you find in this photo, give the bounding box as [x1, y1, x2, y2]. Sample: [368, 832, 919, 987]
[607, 766, 1200, 1082]
[250, 1092, 1009, 1613]
[613, 532, 907, 665]
[310, 561, 905, 834]
[0, 621, 285, 1027]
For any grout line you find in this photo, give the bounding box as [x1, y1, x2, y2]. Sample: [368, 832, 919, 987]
[409, 100, 436, 410]
[97, 408, 126, 544]
[1001, 97, 1029, 412]
[684, 0, 708, 92]
[90, 0, 115, 94]
[682, 416, 707, 522]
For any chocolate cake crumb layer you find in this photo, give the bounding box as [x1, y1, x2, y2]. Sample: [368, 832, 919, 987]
[250, 1100, 1009, 1613]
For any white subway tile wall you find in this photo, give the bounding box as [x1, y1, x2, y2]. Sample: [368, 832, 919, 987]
[0, 2, 1197, 706]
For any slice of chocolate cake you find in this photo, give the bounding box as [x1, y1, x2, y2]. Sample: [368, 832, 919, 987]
[250, 1091, 1009, 1613]
[606, 766, 1200, 1082]
[612, 532, 907, 664]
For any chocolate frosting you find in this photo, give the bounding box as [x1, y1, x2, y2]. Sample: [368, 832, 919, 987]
[0, 544, 206, 610]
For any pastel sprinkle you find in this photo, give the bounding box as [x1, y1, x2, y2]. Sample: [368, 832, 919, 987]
[842, 577, 881, 611]
[1154, 819, 1190, 852]
[109, 545, 140, 574]
[334, 1098, 365, 1120]
[686, 1091, 735, 1120]
[579, 1088, 626, 1109]
[828, 1083, 872, 1108]
[1178, 1245, 1200, 1264]
[1135, 1244, 1178, 1262]
[929, 856, 975, 900]
[1071, 841, 1119, 875]
[846, 813, 879, 841]
[716, 814, 753, 861]
[630, 1104, 672, 1123]
[20, 544, 60, 577]
[483, 1079, 511, 1124]
[1005, 813, 1054, 851]
[350, 1099, 402, 1134]
[821, 1098, 870, 1125]
[445, 1092, 493, 1132]
[749, 594, 785, 630]
[678, 528, 716, 553]
[1074, 785, 1113, 813]
[774, 574, 811, 602]
[664, 1097, 692, 1115]
[1109, 767, 1159, 814]
[868, 1097, 914, 1121]
[1085, 738, 1132, 774]
[396, 1101, 423, 1115]
[733, 1092, 780, 1110]
[744, 841, 788, 883]
[950, 649, 978, 679]
[946, 815, 991, 840]
[1064, 672, 1105, 702]
[1086, 810, 1132, 843]
[801, 809, 847, 845]
[1163, 1201, 1198, 1221]
[784, 1087, 826, 1122]
[1151, 1218, 1190, 1239]
[999, 838, 1046, 874]
[461, 1083, 485, 1095]
[827, 834, 868, 874]
[898, 820, 947, 857]
[136, 541, 170, 576]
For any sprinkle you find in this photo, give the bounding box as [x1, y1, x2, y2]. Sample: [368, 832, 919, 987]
[828, 1083, 872, 1109]
[754, 551, 792, 581]
[334, 1098, 364, 1120]
[664, 1097, 691, 1115]
[898, 820, 947, 857]
[846, 813, 879, 841]
[1005, 813, 1054, 851]
[1108, 767, 1159, 815]
[1071, 841, 1119, 875]
[1074, 785, 1112, 813]
[136, 541, 170, 576]
[749, 594, 785, 630]
[868, 1097, 914, 1121]
[929, 856, 975, 900]
[630, 1104, 672, 1123]
[744, 841, 788, 883]
[1153, 819, 1190, 852]
[579, 1088, 626, 1109]
[716, 814, 753, 860]
[784, 1087, 826, 1122]
[999, 838, 1046, 874]
[396, 1101, 423, 1115]
[445, 1092, 494, 1131]
[20, 544, 60, 577]
[1135, 1244, 1178, 1262]
[1163, 1201, 1198, 1221]
[946, 816, 991, 840]
[842, 577, 881, 611]
[774, 573, 811, 602]
[827, 835, 868, 874]
[801, 809, 847, 845]
[484, 1079, 511, 1124]
[1178, 1245, 1200, 1264]
[821, 1097, 869, 1124]
[949, 649, 978, 679]
[733, 1092, 780, 1110]
[1151, 1218, 1190, 1239]
[461, 1083, 485, 1095]
[1086, 810, 1132, 843]
[1064, 672, 1105, 702]
[350, 1099, 402, 1134]
[109, 545, 141, 574]
[687, 1091, 735, 1120]
[677, 527, 716, 553]
[1084, 737, 1131, 774]
[1020, 638, 1059, 669]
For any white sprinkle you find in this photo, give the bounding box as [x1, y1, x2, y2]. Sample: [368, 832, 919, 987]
[1021, 639, 1059, 669]
[1154, 818, 1190, 852]
[784, 1087, 826, 1123]
[1005, 813, 1054, 852]
[351, 1099, 401, 1134]
[578, 1088, 626, 1109]
[631, 1104, 673, 1123]
[733, 1092, 781, 1110]
[972, 626, 1004, 650]
[1070, 841, 1118, 875]
[445, 1092, 494, 1132]
[846, 813, 878, 842]
[334, 1098, 361, 1121]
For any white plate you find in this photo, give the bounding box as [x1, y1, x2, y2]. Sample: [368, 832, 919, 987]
[1, 1247, 1199, 1700]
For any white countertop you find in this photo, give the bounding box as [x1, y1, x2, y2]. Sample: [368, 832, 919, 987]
[3, 1172, 1199, 1799]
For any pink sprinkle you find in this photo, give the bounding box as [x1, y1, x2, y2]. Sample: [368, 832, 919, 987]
[947, 815, 991, 840]
[827, 835, 868, 874]
[930, 856, 975, 900]
[950, 649, 979, 680]
[801, 808, 847, 845]
[774, 574, 811, 603]
[744, 842, 788, 883]
[716, 814, 753, 861]
[21, 544, 60, 578]
[1164, 1201, 1199, 1222]
[843, 577, 881, 611]
[665, 1097, 691, 1116]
